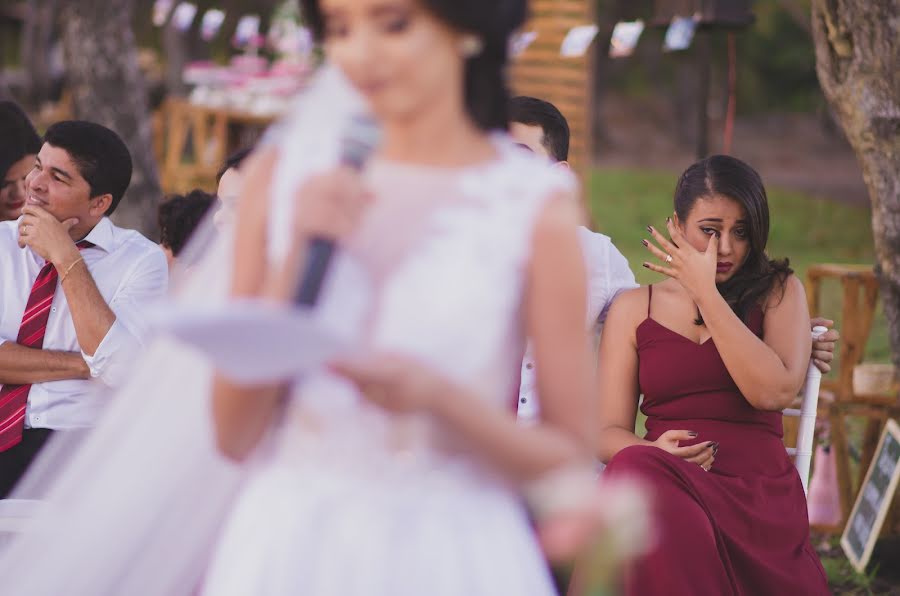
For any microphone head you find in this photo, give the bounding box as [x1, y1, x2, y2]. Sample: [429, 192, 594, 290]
[340, 114, 381, 171]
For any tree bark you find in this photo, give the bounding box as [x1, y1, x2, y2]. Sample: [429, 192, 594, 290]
[59, 0, 161, 239]
[811, 0, 900, 375]
[21, 0, 59, 110]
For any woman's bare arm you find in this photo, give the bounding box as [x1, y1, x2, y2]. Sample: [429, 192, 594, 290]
[594, 289, 649, 462]
[696, 274, 811, 410]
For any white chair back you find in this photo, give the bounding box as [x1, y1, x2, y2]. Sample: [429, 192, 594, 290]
[783, 326, 828, 495]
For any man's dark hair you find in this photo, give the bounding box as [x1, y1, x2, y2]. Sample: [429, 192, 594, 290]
[158, 190, 217, 257]
[216, 147, 254, 182]
[509, 96, 570, 162]
[43, 121, 133, 215]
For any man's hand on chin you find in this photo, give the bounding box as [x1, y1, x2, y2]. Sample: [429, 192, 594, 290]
[18, 204, 80, 266]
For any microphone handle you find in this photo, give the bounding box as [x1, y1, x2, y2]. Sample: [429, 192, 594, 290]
[294, 236, 335, 307]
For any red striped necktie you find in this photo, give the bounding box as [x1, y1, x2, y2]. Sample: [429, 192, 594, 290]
[0, 240, 94, 451]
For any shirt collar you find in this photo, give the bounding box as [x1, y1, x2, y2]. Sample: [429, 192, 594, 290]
[79, 217, 115, 253]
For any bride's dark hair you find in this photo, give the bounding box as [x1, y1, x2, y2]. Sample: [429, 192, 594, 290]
[300, 0, 528, 131]
[674, 155, 793, 325]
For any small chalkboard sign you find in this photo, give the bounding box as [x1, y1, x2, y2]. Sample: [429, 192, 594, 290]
[841, 418, 900, 572]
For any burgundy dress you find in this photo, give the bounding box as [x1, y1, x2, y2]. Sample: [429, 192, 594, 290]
[605, 286, 828, 595]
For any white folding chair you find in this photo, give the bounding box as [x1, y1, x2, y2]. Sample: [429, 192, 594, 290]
[783, 326, 828, 495]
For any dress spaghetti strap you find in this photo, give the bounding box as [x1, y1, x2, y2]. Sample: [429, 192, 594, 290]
[647, 284, 653, 318]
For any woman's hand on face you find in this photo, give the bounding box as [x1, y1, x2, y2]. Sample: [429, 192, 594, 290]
[642, 217, 718, 303]
[292, 166, 372, 244]
[330, 354, 446, 415]
[651, 430, 718, 471]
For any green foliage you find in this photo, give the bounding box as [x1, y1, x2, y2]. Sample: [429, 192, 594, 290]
[734, 2, 820, 112]
[601, 0, 822, 114]
[821, 553, 881, 594]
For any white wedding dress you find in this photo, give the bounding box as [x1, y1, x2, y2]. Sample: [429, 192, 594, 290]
[201, 125, 578, 595]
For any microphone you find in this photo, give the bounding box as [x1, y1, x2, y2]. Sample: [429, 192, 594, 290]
[294, 115, 381, 307]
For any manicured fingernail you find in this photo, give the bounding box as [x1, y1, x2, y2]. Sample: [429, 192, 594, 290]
[688, 431, 698, 437]
[641, 239, 649, 247]
[642, 262, 650, 268]
[666, 217, 671, 224]
[646, 225, 653, 233]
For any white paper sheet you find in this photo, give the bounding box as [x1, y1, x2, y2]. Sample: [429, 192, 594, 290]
[609, 20, 645, 58]
[161, 301, 348, 384]
[560, 24, 599, 58]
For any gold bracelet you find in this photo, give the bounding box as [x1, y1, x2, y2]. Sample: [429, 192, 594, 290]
[59, 256, 85, 284]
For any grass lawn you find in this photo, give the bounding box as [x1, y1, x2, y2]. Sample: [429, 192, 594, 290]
[587, 168, 896, 594]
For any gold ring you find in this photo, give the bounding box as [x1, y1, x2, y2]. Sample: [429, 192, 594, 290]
[665, 254, 672, 264]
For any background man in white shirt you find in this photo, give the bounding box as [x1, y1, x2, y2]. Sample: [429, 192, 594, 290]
[508, 96, 839, 425]
[0, 120, 168, 496]
[510, 96, 638, 424]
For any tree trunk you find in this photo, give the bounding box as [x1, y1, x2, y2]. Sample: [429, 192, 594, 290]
[59, 0, 161, 239]
[21, 0, 59, 110]
[811, 0, 900, 375]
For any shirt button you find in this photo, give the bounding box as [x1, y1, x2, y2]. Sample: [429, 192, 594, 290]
[520, 397, 527, 404]
[51, 307, 57, 312]
[525, 362, 534, 370]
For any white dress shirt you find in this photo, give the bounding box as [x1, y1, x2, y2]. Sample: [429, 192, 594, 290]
[0, 217, 168, 429]
[517, 226, 637, 425]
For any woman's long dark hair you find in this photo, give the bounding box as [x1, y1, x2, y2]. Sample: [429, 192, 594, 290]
[300, 0, 527, 131]
[674, 155, 793, 325]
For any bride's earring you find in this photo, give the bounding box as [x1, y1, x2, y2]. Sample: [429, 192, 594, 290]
[459, 35, 484, 58]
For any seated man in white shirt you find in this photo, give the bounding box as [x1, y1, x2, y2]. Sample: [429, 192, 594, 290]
[508, 96, 839, 425]
[0, 120, 168, 496]
[510, 96, 638, 424]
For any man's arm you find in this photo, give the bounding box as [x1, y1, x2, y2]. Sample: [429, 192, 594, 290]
[0, 341, 90, 385]
[58, 256, 118, 357]
[595, 236, 638, 328]
[19, 206, 119, 357]
[76, 248, 168, 386]
[19, 205, 168, 386]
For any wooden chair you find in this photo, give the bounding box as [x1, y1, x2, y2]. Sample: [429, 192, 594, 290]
[783, 326, 828, 494]
[804, 264, 895, 530]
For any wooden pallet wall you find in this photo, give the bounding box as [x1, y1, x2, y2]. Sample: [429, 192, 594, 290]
[510, 0, 594, 175]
